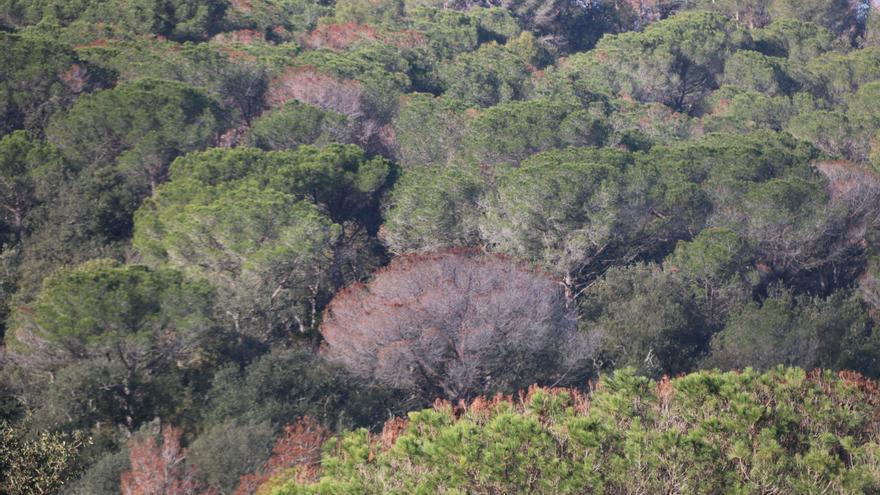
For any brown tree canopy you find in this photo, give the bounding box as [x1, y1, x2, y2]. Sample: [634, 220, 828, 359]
[320, 249, 592, 401]
[121, 424, 215, 495]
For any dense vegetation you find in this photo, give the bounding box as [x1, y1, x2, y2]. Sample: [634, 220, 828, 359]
[278, 368, 880, 494]
[0, 0, 879, 493]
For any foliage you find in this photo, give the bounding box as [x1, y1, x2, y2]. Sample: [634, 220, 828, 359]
[752, 18, 837, 65]
[721, 50, 795, 95]
[381, 163, 486, 253]
[701, 86, 795, 133]
[494, 0, 630, 53]
[664, 227, 756, 325]
[286, 44, 412, 124]
[550, 12, 748, 113]
[580, 263, 709, 376]
[76, 39, 270, 124]
[133, 145, 388, 341]
[405, 8, 477, 61]
[604, 98, 693, 148]
[120, 423, 216, 495]
[481, 147, 696, 288]
[334, 0, 405, 27]
[0, 131, 67, 244]
[321, 250, 591, 401]
[4, 260, 216, 431]
[390, 93, 468, 167]
[221, 0, 330, 39]
[0, 0, 228, 43]
[13, 162, 139, 294]
[3, 2, 880, 491]
[66, 448, 131, 495]
[0, 32, 106, 137]
[0, 421, 87, 495]
[437, 39, 532, 107]
[645, 132, 848, 279]
[23, 78, 223, 282]
[768, 0, 861, 37]
[6, 260, 214, 364]
[202, 346, 391, 430]
[706, 288, 879, 374]
[804, 47, 880, 105]
[47, 78, 224, 193]
[234, 417, 328, 495]
[862, 256, 880, 314]
[270, 368, 880, 494]
[464, 98, 610, 167]
[787, 108, 867, 161]
[245, 101, 354, 151]
[188, 419, 276, 493]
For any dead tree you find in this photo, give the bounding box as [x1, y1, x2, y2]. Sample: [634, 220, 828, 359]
[320, 249, 593, 401]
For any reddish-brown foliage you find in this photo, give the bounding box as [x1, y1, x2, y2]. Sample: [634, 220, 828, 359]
[75, 38, 109, 49]
[301, 23, 380, 51]
[434, 386, 588, 428]
[816, 161, 880, 253]
[376, 123, 396, 150]
[835, 370, 880, 396]
[861, 266, 880, 314]
[817, 161, 880, 203]
[217, 124, 249, 148]
[619, 0, 679, 27]
[293, 371, 880, 489]
[300, 23, 426, 51]
[230, 0, 253, 13]
[266, 66, 365, 118]
[120, 425, 216, 495]
[385, 29, 427, 50]
[60, 64, 90, 93]
[234, 418, 328, 495]
[218, 47, 258, 63]
[212, 29, 265, 45]
[377, 417, 409, 452]
[335, 386, 594, 466]
[320, 249, 587, 401]
[656, 375, 673, 413]
[271, 26, 290, 38]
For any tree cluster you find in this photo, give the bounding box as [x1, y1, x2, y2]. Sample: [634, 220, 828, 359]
[276, 368, 880, 494]
[0, 0, 879, 493]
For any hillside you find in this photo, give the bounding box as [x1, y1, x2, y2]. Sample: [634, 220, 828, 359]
[1, 0, 880, 493]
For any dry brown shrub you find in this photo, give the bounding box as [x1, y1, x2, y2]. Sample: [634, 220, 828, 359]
[301, 23, 380, 51]
[234, 418, 328, 495]
[120, 425, 216, 495]
[266, 66, 365, 119]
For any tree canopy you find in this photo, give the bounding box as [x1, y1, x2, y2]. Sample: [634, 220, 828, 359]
[321, 250, 590, 401]
[2, 1, 880, 493]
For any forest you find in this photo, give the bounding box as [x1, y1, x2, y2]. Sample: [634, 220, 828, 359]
[1, 0, 880, 493]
